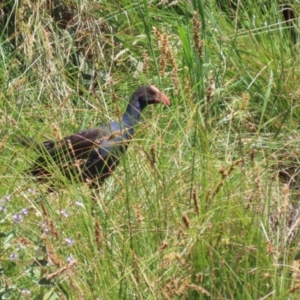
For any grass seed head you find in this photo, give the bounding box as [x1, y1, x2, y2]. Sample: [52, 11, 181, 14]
[192, 11, 204, 58]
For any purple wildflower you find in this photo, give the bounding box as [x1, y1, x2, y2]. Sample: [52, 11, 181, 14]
[40, 222, 49, 233]
[21, 208, 29, 216]
[13, 213, 23, 224]
[21, 288, 31, 295]
[10, 253, 18, 261]
[67, 255, 76, 263]
[75, 201, 84, 208]
[65, 238, 74, 246]
[60, 209, 69, 217]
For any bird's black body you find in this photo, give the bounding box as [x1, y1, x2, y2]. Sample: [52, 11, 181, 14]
[22, 85, 170, 187]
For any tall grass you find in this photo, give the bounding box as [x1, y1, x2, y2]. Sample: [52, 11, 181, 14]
[1, 0, 300, 299]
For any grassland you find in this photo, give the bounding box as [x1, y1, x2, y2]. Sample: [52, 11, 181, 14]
[1, 0, 300, 299]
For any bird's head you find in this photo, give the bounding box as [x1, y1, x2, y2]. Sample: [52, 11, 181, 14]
[132, 85, 170, 107]
[123, 85, 170, 128]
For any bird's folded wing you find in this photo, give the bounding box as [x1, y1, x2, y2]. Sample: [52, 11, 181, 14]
[20, 125, 128, 164]
[61, 126, 118, 157]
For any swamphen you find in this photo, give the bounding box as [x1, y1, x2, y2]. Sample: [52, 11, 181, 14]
[22, 85, 170, 187]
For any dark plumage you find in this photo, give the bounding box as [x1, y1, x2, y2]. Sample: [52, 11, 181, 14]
[21, 85, 170, 187]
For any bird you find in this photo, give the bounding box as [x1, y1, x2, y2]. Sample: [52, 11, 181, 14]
[21, 85, 170, 188]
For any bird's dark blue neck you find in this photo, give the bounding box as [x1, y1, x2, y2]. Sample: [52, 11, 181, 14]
[121, 100, 147, 135]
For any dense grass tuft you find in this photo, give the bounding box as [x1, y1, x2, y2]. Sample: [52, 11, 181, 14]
[1, 0, 300, 299]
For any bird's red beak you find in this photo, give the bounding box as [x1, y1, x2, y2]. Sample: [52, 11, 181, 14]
[150, 85, 170, 106]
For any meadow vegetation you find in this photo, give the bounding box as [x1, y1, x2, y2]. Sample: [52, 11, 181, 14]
[1, 0, 300, 299]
